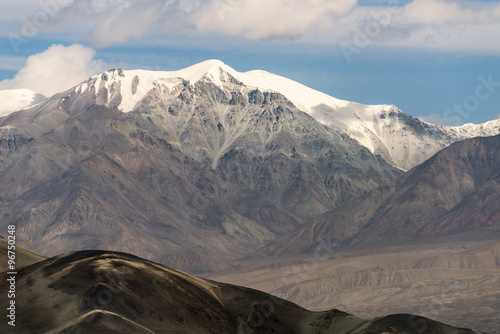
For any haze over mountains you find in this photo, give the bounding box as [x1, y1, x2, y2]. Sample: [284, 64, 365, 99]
[1, 60, 499, 333]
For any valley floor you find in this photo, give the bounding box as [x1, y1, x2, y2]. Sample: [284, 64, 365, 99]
[204, 231, 500, 334]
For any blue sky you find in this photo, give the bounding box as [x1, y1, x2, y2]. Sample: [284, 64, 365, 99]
[1, 0, 500, 125]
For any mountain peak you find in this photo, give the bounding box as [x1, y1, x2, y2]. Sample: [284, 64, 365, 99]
[73, 59, 349, 116]
[73, 60, 241, 113]
[177, 59, 237, 87]
[188, 58, 227, 73]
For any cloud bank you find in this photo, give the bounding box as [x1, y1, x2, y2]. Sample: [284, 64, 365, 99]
[64, 0, 357, 46]
[2, 0, 500, 53]
[0, 44, 105, 97]
[190, 0, 356, 40]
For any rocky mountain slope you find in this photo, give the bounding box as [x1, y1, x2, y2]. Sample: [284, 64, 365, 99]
[0, 245, 488, 333]
[258, 134, 500, 256]
[0, 61, 400, 267]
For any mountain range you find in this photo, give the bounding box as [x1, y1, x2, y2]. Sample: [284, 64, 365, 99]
[1, 60, 403, 262]
[1, 60, 499, 333]
[2, 60, 499, 170]
[1, 60, 499, 264]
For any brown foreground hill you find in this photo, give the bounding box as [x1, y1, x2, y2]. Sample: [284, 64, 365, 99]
[0, 246, 489, 334]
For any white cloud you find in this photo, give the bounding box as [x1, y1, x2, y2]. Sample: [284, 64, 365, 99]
[0, 0, 49, 25]
[86, 1, 165, 47]
[375, 0, 500, 53]
[0, 89, 46, 117]
[77, 0, 357, 45]
[190, 0, 357, 40]
[394, 23, 500, 53]
[301, 1, 500, 54]
[3, 0, 357, 46]
[395, 0, 491, 25]
[2, 0, 500, 54]
[0, 44, 105, 97]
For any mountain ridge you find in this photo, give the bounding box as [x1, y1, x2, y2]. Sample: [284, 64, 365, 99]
[63, 60, 500, 170]
[2, 60, 499, 170]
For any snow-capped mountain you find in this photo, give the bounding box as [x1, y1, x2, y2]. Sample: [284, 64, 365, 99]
[1, 61, 498, 333]
[0, 89, 46, 117]
[72, 60, 500, 170]
[0, 59, 401, 265]
[1, 58, 499, 271]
